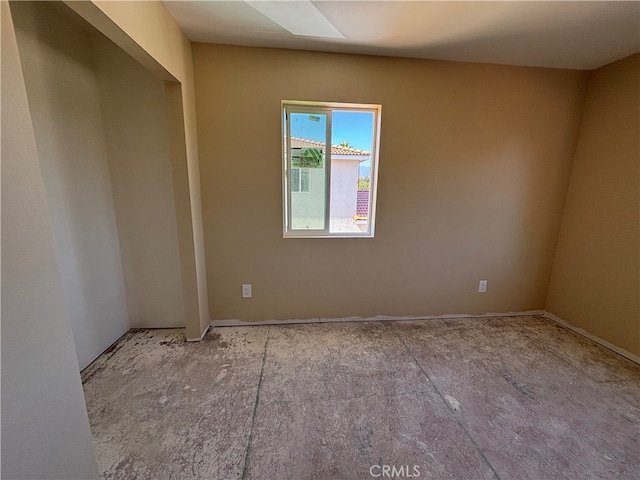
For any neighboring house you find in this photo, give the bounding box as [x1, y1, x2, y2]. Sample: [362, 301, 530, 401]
[289, 137, 370, 230]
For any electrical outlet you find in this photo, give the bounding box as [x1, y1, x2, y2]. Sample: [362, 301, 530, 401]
[242, 284, 252, 298]
[478, 280, 487, 293]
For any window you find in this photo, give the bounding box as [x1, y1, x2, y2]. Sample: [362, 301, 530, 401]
[282, 101, 381, 238]
[291, 168, 310, 193]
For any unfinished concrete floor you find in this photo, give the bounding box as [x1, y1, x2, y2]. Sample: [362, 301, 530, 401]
[82, 316, 640, 479]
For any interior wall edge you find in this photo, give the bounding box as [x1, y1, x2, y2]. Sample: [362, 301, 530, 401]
[540, 72, 591, 307]
[90, 28, 185, 331]
[65, 0, 209, 340]
[209, 310, 546, 327]
[186, 324, 211, 342]
[63, 0, 177, 83]
[543, 311, 640, 365]
[10, 0, 132, 371]
[209, 310, 640, 365]
[164, 80, 204, 340]
[1, 1, 99, 477]
[543, 52, 640, 358]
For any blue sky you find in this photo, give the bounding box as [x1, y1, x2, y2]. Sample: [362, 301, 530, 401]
[332, 111, 374, 153]
[289, 110, 374, 167]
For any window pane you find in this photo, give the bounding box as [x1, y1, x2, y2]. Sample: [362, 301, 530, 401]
[289, 112, 327, 231]
[291, 168, 300, 192]
[300, 169, 310, 193]
[329, 111, 375, 234]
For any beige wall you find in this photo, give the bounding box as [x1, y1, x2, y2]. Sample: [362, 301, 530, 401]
[546, 54, 640, 356]
[93, 30, 184, 330]
[13, 0, 190, 363]
[67, 0, 210, 339]
[193, 44, 588, 322]
[1, 1, 99, 477]
[12, 1, 130, 370]
[2, 0, 207, 476]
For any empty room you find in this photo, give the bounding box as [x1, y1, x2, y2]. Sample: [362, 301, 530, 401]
[2, 1, 639, 479]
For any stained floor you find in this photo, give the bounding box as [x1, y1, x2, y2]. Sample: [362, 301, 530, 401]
[81, 316, 640, 479]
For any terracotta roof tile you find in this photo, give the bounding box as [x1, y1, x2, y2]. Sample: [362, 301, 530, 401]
[290, 137, 370, 156]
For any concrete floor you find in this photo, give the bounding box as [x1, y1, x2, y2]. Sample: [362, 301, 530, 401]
[82, 316, 640, 479]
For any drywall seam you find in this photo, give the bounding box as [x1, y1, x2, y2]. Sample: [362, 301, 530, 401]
[543, 311, 640, 365]
[210, 310, 545, 327]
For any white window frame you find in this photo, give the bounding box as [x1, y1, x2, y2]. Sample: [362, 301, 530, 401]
[282, 100, 381, 238]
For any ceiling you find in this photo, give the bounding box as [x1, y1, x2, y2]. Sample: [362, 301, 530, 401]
[163, 1, 640, 70]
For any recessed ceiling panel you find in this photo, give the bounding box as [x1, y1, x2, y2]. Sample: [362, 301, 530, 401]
[246, 1, 344, 38]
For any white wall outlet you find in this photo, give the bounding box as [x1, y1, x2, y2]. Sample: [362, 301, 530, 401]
[478, 280, 488, 293]
[242, 284, 252, 298]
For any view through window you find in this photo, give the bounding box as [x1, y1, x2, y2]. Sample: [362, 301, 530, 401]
[282, 101, 381, 237]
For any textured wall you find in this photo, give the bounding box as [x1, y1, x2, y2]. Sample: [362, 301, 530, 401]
[12, 1, 130, 370]
[546, 54, 640, 356]
[70, 0, 210, 338]
[1, 2, 99, 477]
[193, 44, 588, 322]
[93, 30, 184, 330]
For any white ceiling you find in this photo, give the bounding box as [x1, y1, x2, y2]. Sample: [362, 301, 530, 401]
[164, 1, 640, 70]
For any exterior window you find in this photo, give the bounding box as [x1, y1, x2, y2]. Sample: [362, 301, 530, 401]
[291, 168, 310, 193]
[282, 101, 381, 238]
